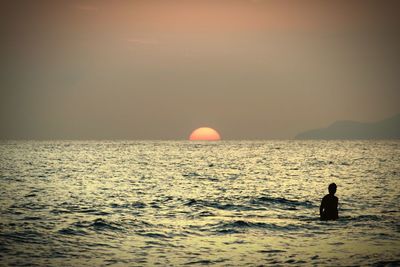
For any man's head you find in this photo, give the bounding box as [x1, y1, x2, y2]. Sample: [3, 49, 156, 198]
[328, 183, 337, 195]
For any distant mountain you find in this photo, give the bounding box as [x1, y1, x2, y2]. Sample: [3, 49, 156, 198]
[295, 114, 400, 139]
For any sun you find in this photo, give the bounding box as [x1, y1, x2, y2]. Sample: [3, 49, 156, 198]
[189, 127, 221, 141]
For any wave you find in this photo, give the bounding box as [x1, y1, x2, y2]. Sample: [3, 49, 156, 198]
[205, 220, 312, 234]
[51, 203, 112, 215]
[185, 259, 227, 265]
[352, 214, 383, 221]
[258, 249, 286, 253]
[184, 199, 260, 211]
[110, 202, 146, 209]
[184, 196, 315, 212]
[73, 218, 123, 232]
[58, 228, 88, 236]
[251, 196, 315, 209]
[0, 230, 48, 244]
[137, 232, 172, 239]
[372, 260, 400, 267]
[219, 220, 269, 228]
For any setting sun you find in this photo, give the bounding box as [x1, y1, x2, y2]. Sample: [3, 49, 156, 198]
[189, 127, 221, 141]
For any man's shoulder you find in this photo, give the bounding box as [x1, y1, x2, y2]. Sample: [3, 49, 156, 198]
[322, 194, 330, 200]
[330, 195, 339, 203]
[322, 194, 338, 201]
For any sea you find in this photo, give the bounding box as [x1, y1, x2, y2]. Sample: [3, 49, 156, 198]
[0, 140, 399, 266]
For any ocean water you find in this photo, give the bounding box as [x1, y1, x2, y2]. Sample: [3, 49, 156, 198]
[0, 140, 399, 266]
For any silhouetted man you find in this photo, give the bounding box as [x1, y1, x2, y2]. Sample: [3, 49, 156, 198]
[320, 183, 338, 220]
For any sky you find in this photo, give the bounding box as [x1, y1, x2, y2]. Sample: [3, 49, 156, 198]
[1, 0, 399, 139]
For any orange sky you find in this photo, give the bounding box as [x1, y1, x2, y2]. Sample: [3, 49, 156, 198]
[0, 0, 399, 139]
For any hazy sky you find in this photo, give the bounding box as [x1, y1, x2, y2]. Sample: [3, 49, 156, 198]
[1, 0, 399, 139]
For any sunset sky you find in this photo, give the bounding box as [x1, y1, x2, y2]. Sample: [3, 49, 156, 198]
[1, 0, 399, 139]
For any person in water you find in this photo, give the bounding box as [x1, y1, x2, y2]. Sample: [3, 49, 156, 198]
[320, 183, 339, 220]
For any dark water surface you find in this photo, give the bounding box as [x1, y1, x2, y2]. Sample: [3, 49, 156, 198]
[0, 140, 399, 266]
